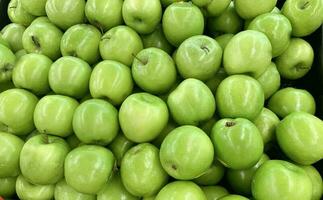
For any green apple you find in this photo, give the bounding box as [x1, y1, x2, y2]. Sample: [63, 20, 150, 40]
[7, 0, 36, 27]
[54, 179, 96, 200]
[89, 60, 134, 105]
[142, 196, 156, 200]
[64, 145, 115, 194]
[1, 23, 25, 52]
[20, 134, 70, 185]
[199, 115, 219, 135]
[122, 0, 162, 34]
[16, 175, 54, 200]
[33, 95, 79, 137]
[216, 75, 264, 120]
[256, 62, 281, 99]
[119, 92, 168, 142]
[299, 165, 323, 200]
[234, 0, 277, 19]
[167, 78, 215, 125]
[85, 0, 123, 32]
[132, 47, 177, 94]
[214, 34, 234, 50]
[205, 0, 231, 17]
[223, 30, 272, 78]
[21, 0, 47, 16]
[268, 87, 316, 118]
[12, 53, 52, 95]
[248, 13, 292, 57]
[276, 112, 323, 165]
[194, 160, 225, 186]
[73, 99, 119, 145]
[161, 0, 188, 7]
[282, 0, 323, 37]
[162, 2, 204, 47]
[0, 44, 16, 83]
[175, 35, 222, 81]
[121, 143, 168, 197]
[253, 108, 280, 144]
[201, 186, 229, 200]
[252, 160, 312, 200]
[152, 119, 177, 147]
[205, 68, 228, 95]
[45, 0, 86, 30]
[0, 89, 38, 135]
[0, 132, 24, 177]
[22, 19, 63, 60]
[108, 133, 135, 166]
[0, 176, 16, 197]
[155, 181, 207, 200]
[0, 33, 10, 48]
[219, 195, 249, 200]
[30, 16, 50, 25]
[66, 134, 81, 149]
[24, 130, 40, 141]
[15, 49, 27, 59]
[160, 125, 214, 180]
[275, 38, 314, 80]
[191, 0, 210, 7]
[49, 56, 92, 99]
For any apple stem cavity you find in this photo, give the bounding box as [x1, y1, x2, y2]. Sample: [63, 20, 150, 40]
[295, 64, 310, 71]
[225, 121, 236, 127]
[132, 53, 148, 65]
[31, 36, 41, 49]
[200, 45, 210, 54]
[171, 164, 177, 170]
[299, 1, 310, 10]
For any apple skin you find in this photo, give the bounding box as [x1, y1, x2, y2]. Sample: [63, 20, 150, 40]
[48, 56, 92, 99]
[15, 49, 27, 59]
[54, 179, 96, 200]
[13, 53, 52, 95]
[16, 175, 55, 200]
[205, 68, 228, 96]
[152, 119, 177, 148]
[214, 34, 234, 50]
[73, 99, 119, 145]
[108, 133, 135, 166]
[45, 0, 86, 30]
[276, 112, 323, 165]
[0, 33, 10, 48]
[121, 143, 168, 197]
[99, 25, 143, 66]
[268, 87, 316, 118]
[89, 60, 134, 105]
[234, 0, 277, 19]
[119, 92, 168, 143]
[275, 38, 314, 80]
[219, 195, 249, 200]
[33, 95, 79, 137]
[252, 160, 312, 200]
[160, 0, 188, 7]
[162, 2, 204, 47]
[7, 0, 36, 27]
[155, 181, 207, 200]
[223, 30, 272, 78]
[256, 62, 281, 99]
[85, 0, 123, 32]
[193, 160, 225, 186]
[0, 132, 24, 177]
[0, 44, 16, 83]
[64, 145, 115, 195]
[0, 176, 16, 197]
[282, 0, 323, 37]
[132, 47, 177, 94]
[1, 23, 25, 52]
[160, 125, 214, 180]
[0, 89, 38, 136]
[66, 134, 81, 149]
[21, 0, 47, 16]
[175, 35, 222, 81]
[199, 115, 219, 135]
[299, 165, 323, 200]
[205, 0, 231, 17]
[201, 186, 229, 200]
[216, 75, 264, 120]
[142, 196, 156, 200]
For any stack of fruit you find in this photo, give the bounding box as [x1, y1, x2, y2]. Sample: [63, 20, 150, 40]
[0, 0, 322, 199]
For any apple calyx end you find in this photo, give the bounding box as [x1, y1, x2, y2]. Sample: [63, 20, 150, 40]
[31, 35, 41, 49]
[1, 63, 14, 73]
[225, 121, 236, 127]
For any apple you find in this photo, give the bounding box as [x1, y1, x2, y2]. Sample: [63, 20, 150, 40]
[0, 176, 16, 198]
[252, 160, 312, 200]
[24, 129, 40, 141]
[119, 92, 168, 143]
[205, 0, 231, 17]
[201, 186, 229, 200]
[85, 0, 123, 32]
[121, 143, 168, 197]
[33, 95, 79, 137]
[66, 134, 81, 149]
[64, 145, 115, 194]
[22, 19, 63, 60]
[108, 133, 135, 166]
[0, 89, 38, 135]
[142, 196, 155, 200]
[223, 30, 272, 78]
[276, 112, 323, 165]
[89, 60, 134, 105]
[54, 179, 96, 200]
[132, 47, 177, 94]
[160, 125, 214, 180]
[0, 44, 16, 83]
[7, 0, 36, 27]
[30, 16, 50, 25]
[15, 49, 27, 59]
[205, 68, 228, 96]
[48, 56, 92, 99]
[122, 0, 162, 34]
[214, 34, 234, 50]
[21, 0, 47, 16]
[282, 0, 323, 37]
[268, 87, 316, 118]
[160, 0, 188, 7]
[99, 25, 143, 66]
[155, 181, 207, 200]
[216, 75, 264, 120]
[256, 62, 281, 99]
[162, 2, 204, 47]
[219, 195, 249, 200]
[152, 119, 177, 148]
[167, 78, 215, 125]
[275, 38, 314, 80]
[234, 0, 277, 19]
[1, 23, 25, 52]
[73, 99, 119, 145]
[45, 0, 86, 30]
[0, 33, 9, 48]
[12, 53, 52, 95]
[0, 132, 24, 177]
[299, 165, 323, 200]
[16, 175, 55, 200]
[175, 35, 222, 81]
[193, 160, 225, 186]
[199, 116, 219, 135]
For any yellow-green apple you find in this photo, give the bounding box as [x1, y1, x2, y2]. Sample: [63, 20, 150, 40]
[7, 0, 36, 26]
[54, 179, 96, 200]
[299, 165, 323, 200]
[201, 186, 229, 200]
[21, 0, 47, 16]
[205, 0, 231, 17]
[16, 175, 54, 200]
[0, 44, 16, 83]
[214, 34, 234, 50]
[234, 0, 277, 19]
[108, 133, 135, 166]
[1, 23, 25, 52]
[256, 62, 281, 99]
[194, 160, 225, 186]
[0, 176, 16, 198]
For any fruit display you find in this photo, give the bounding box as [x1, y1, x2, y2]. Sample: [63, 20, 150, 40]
[0, 0, 322, 200]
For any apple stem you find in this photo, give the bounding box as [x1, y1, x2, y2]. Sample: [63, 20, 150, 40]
[9, 6, 16, 9]
[42, 134, 49, 144]
[31, 36, 41, 49]
[132, 53, 147, 65]
[201, 45, 210, 54]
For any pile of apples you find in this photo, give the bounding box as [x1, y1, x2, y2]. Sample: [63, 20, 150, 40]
[0, 0, 323, 199]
